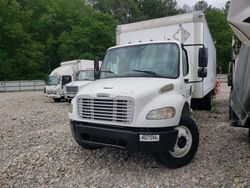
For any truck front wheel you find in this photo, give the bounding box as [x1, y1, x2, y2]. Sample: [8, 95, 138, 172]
[157, 115, 199, 168]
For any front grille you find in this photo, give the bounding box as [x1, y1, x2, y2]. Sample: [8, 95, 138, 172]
[66, 86, 78, 93]
[78, 97, 134, 123]
[47, 90, 57, 95]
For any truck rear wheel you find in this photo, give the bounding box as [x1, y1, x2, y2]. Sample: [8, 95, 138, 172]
[157, 115, 199, 168]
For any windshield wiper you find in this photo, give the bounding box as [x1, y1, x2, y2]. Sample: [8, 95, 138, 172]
[132, 69, 163, 77]
[100, 70, 117, 77]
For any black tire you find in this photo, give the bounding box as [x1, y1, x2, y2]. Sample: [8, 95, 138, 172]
[157, 115, 199, 169]
[53, 98, 61, 102]
[204, 92, 212, 111]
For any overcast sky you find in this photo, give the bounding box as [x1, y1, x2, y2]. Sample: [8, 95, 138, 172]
[177, 0, 228, 9]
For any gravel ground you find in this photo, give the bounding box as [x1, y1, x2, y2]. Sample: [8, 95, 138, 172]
[0, 83, 249, 187]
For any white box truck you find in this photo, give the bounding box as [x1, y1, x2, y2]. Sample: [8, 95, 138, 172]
[64, 60, 95, 100]
[69, 12, 216, 168]
[45, 60, 93, 102]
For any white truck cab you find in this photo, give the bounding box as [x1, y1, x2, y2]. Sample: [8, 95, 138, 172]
[64, 60, 102, 100]
[45, 65, 73, 102]
[69, 12, 216, 168]
[65, 70, 94, 100]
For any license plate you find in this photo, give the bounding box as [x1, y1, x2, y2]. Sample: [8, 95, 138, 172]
[139, 135, 160, 142]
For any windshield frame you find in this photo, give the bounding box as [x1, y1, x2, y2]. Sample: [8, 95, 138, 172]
[100, 42, 180, 79]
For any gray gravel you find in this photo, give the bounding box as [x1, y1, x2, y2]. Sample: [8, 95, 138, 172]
[0, 83, 249, 187]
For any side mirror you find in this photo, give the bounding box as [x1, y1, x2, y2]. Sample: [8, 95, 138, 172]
[94, 56, 100, 72]
[94, 56, 100, 79]
[198, 68, 207, 78]
[199, 48, 208, 67]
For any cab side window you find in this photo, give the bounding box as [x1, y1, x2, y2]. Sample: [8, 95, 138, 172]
[182, 50, 189, 76]
[62, 75, 72, 86]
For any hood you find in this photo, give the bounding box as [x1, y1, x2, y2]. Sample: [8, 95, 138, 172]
[77, 77, 179, 99]
[66, 80, 93, 87]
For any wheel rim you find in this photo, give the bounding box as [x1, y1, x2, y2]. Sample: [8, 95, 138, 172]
[170, 125, 192, 158]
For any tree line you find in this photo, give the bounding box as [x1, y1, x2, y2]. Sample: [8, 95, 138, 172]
[0, 0, 233, 81]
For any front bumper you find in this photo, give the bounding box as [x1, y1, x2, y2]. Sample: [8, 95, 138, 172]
[65, 93, 77, 99]
[45, 94, 61, 98]
[70, 121, 178, 153]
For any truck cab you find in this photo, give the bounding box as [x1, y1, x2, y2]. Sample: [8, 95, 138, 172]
[65, 69, 94, 100]
[45, 66, 73, 102]
[69, 40, 208, 168]
[69, 12, 215, 168]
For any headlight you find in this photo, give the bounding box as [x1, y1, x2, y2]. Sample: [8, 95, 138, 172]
[69, 103, 73, 113]
[146, 107, 176, 120]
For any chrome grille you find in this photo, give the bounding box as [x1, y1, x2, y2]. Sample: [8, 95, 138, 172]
[78, 97, 134, 123]
[66, 86, 78, 93]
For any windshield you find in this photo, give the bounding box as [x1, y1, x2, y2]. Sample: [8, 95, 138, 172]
[100, 43, 179, 79]
[76, 70, 94, 81]
[46, 75, 60, 86]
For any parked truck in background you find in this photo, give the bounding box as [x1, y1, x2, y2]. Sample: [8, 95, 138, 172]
[64, 60, 96, 100]
[69, 12, 216, 168]
[45, 60, 93, 102]
[227, 0, 250, 137]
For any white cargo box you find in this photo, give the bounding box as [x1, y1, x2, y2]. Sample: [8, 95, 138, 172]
[116, 12, 216, 98]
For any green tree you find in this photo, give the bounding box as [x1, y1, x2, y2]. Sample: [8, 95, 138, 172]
[58, 13, 116, 60]
[194, 1, 210, 11]
[223, 1, 230, 16]
[205, 8, 234, 72]
[135, 0, 180, 20]
[93, 0, 142, 24]
[0, 0, 46, 80]
[0, 0, 117, 80]
[93, 0, 180, 24]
